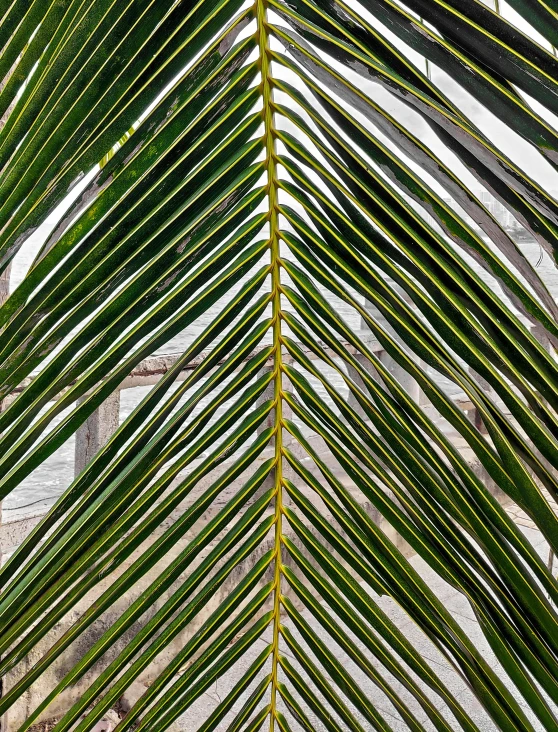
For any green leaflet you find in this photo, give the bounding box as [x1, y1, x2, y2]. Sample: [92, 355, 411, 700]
[401, 0, 558, 115]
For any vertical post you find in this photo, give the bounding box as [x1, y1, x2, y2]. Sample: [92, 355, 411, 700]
[347, 352, 381, 419]
[378, 347, 423, 403]
[468, 367, 493, 435]
[74, 391, 121, 477]
[361, 299, 424, 405]
[0, 265, 10, 305]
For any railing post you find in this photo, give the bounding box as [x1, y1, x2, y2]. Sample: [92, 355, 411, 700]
[467, 367, 494, 434]
[74, 391, 121, 477]
[362, 297, 424, 405]
[347, 352, 381, 419]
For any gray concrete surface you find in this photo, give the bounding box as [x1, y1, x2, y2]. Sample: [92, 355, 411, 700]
[175, 524, 552, 731]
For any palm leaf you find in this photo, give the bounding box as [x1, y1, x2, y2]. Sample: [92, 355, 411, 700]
[1, 0, 558, 729]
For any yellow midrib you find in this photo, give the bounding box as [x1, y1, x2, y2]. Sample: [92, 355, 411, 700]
[255, 1, 284, 730]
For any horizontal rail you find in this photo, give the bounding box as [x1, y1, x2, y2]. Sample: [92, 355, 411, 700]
[4, 335, 387, 405]
[0, 332, 492, 554]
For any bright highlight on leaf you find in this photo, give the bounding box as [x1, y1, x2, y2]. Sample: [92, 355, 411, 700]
[1, 0, 558, 729]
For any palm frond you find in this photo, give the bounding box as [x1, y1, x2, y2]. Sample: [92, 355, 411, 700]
[1, 0, 558, 730]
